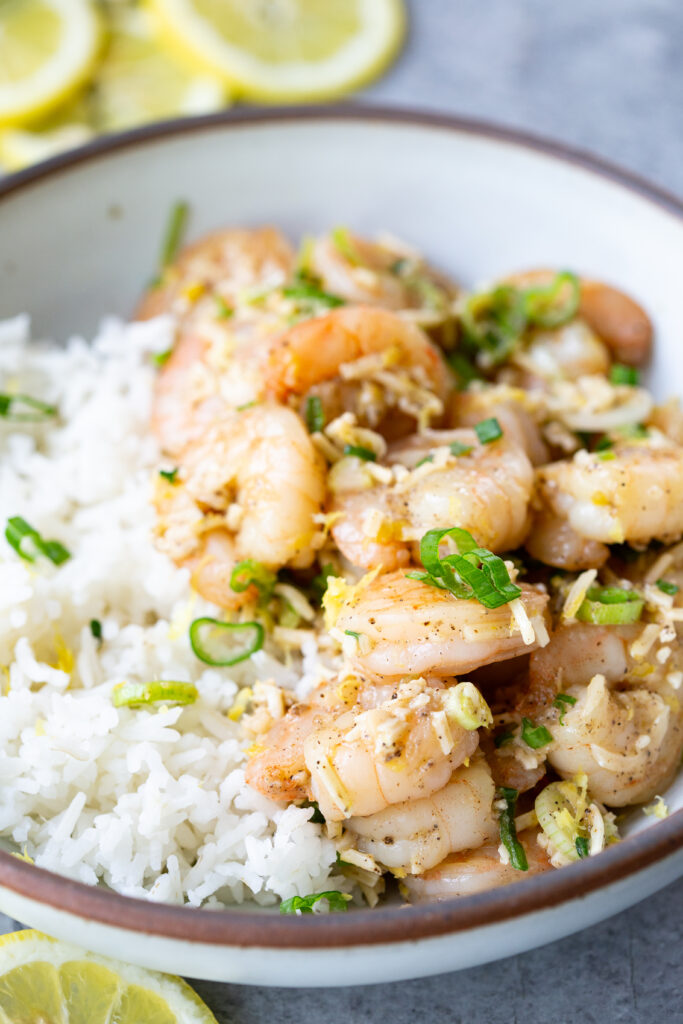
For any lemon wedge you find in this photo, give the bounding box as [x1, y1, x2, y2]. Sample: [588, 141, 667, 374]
[0, 929, 218, 1023]
[148, 0, 406, 102]
[0, 0, 101, 128]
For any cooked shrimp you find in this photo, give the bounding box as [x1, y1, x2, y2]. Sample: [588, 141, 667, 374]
[505, 269, 653, 367]
[304, 678, 480, 821]
[329, 572, 549, 681]
[328, 428, 533, 570]
[137, 226, 295, 323]
[450, 386, 549, 465]
[525, 623, 683, 805]
[154, 403, 325, 608]
[309, 230, 458, 316]
[346, 754, 497, 874]
[525, 511, 610, 571]
[536, 440, 683, 546]
[402, 830, 551, 900]
[148, 227, 296, 455]
[261, 306, 451, 430]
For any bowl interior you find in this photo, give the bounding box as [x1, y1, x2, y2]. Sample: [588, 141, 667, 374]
[0, 110, 682, 917]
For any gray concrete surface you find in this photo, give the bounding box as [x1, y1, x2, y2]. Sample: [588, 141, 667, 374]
[2, 0, 683, 1020]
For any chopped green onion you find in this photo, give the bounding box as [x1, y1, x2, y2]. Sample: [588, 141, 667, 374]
[521, 271, 580, 329]
[447, 351, 481, 389]
[618, 422, 649, 440]
[416, 454, 434, 468]
[89, 619, 102, 642]
[283, 283, 345, 309]
[597, 451, 616, 461]
[595, 437, 613, 451]
[409, 527, 522, 609]
[5, 516, 70, 566]
[230, 560, 277, 604]
[152, 349, 172, 367]
[300, 799, 325, 824]
[461, 286, 527, 367]
[189, 617, 264, 666]
[494, 728, 515, 748]
[656, 579, 679, 596]
[159, 467, 178, 483]
[610, 364, 639, 386]
[160, 200, 189, 269]
[390, 257, 410, 276]
[521, 717, 553, 749]
[474, 417, 503, 444]
[498, 787, 528, 872]
[280, 890, 351, 915]
[576, 585, 644, 625]
[311, 562, 339, 604]
[343, 444, 376, 462]
[236, 400, 257, 412]
[449, 441, 473, 456]
[112, 680, 197, 708]
[344, 629, 361, 640]
[331, 226, 361, 265]
[552, 692, 577, 725]
[215, 296, 234, 320]
[0, 393, 57, 422]
[305, 395, 325, 434]
[575, 836, 590, 859]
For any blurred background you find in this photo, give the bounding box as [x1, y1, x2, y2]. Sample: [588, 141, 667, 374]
[1, 0, 682, 196]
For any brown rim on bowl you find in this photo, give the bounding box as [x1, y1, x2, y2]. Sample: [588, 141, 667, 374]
[0, 105, 682, 949]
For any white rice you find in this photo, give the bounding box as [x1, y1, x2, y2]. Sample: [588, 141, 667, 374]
[0, 314, 344, 908]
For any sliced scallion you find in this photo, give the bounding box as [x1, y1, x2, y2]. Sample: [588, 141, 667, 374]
[498, 787, 528, 871]
[152, 348, 172, 367]
[280, 890, 351, 914]
[656, 578, 679, 596]
[283, 283, 345, 309]
[475, 417, 503, 444]
[159, 467, 178, 483]
[576, 585, 643, 625]
[343, 444, 376, 462]
[5, 516, 70, 565]
[230, 560, 277, 604]
[160, 200, 189, 269]
[609, 363, 639, 386]
[552, 692, 577, 725]
[416, 454, 434, 467]
[407, 526, 522, 609]
[521, 271, 580, 329]
[90, 619, 102, 642]
[447, 351, 481, 388]
[575, 836, 590, 859]
[521, 717, 553, 749]
[305, 395, 325, 434]
[449, 440, 473, 456]
[344, 629, 361, 640]
[112, 680, 197, 708]
[0, 393, 57, 422]
[189, 617, 264, 666]
[311, 563, 339, 604]
[331, 226, 361, 265]
[215, 296, 234, 320]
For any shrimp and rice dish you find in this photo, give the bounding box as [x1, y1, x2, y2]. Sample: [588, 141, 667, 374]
[1, 218, 681, 913]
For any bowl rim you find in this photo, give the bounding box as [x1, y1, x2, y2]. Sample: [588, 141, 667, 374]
[0, 103, 682, 950]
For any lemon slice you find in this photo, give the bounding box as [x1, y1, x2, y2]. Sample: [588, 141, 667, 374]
[0, 5, 228, 171]
[149, 0, 406, 102]
[90, 5, 227, 133]
[0, 0, 101, 128]
[0, 930, 218, 1023]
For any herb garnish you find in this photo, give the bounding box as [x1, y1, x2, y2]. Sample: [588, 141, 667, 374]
[5, 517, 70, 566]
[280, 891, 351, 915]
[609, 364, 639, 386]
[159, 467, 179, 483]
[406, 527, 522, 610]
[656, 579, 679, 596]
[474, 417, 503, 444]
[305, 395, 325, 434]
[498, 787, 528, 871]
[189, 618, 264, 667]
[0, 393, 57, 422]
[230, 560, 277, 604]
[552, 693, 577, 725]
[343, 444, 376, 462]
[521, 717, 553, 749]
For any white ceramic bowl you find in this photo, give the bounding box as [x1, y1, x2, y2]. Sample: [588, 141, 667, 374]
[0, 108, 682, 987]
